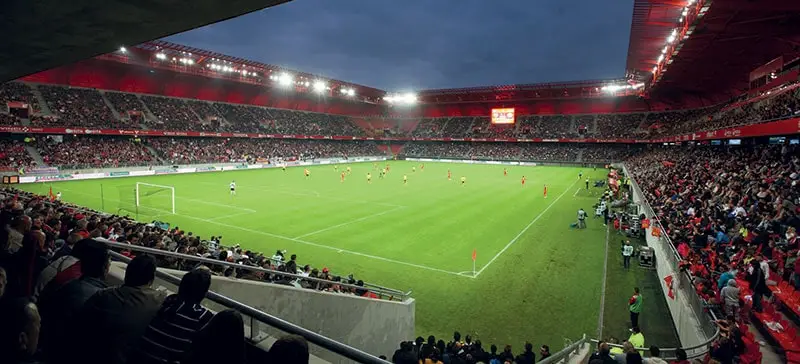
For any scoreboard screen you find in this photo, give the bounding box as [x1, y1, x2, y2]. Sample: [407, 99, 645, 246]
[491, 108, 515, 124]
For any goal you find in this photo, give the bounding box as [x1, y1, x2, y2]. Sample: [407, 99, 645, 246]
[135, 182, 175, 214]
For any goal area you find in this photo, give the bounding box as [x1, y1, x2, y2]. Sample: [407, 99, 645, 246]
[135, 182, 175, 214]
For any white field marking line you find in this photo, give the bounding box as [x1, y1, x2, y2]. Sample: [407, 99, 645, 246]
[292, 206, 405, 239]
[207, 211, 254, 222]
[473, 179, 579, 278]
[196, 181, 321, 198]
[177, 196, 257, 213]
[573, 188, 581, 197]
[213, 182, 406, 209]
[597, 224, 610, 338]
[57, 187, 465, 277]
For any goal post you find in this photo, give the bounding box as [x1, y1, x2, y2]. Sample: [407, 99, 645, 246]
[135, 182, 176, 214]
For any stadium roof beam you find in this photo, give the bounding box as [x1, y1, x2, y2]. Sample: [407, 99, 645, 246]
[0, 0, 293, 83]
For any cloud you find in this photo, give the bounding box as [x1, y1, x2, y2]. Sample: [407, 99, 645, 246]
[166, 0, 634, 90]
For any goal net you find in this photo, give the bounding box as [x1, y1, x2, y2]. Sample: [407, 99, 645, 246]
[135, 182, 175, 214]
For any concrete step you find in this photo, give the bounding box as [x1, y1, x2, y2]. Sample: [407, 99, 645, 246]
[136, 94, 159, 122]
[98, 90, 122, 120]
[144, 145, 167, 165]
[25, 145, 45, 165]
[28, 84, 53, 115]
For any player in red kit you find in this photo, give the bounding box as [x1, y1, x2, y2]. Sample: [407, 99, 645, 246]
[447, 169, 452, 181]
[521, 176, 526, 186]
[543, 184, 548, 198]
[340, 171, 345, 183]
[504, 168, 508, 176]
[420, 164, 425, 171]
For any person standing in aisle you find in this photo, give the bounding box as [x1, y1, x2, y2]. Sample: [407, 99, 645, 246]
[622, 240, 634, 270]
[629, 287, 643, 330]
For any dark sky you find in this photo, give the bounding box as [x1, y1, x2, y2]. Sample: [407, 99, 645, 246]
[166, 0, 634, 92]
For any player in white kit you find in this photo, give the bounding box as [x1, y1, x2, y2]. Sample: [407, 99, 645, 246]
[230, 180, 237, 196]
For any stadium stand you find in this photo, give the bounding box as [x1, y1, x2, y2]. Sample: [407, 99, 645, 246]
[140, 95, 202, 131]
[595, 113, 646, 139]
[627, 144, 800, 363]
[5, 80, 800, 143]
[581, 145, 640, 163]
[537, 115, 575, 138]
[148, 138, 381, 165]
[104, 91, 147, 118]
[0, 188, 322, 363]
[0, 82, 39, 112]
[390, 333, 551, 364]
[36, 136, 155, 169]
[0, 113, 23, 126]
[212, 103, 267, 132]
[35, 86, 123, 127]
[0, 139, 35, 170]
[401, 142, 591, 162]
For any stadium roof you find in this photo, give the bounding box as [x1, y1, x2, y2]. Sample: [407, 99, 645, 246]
[0, 0, 292, 83]
[629, 0, 800, 101]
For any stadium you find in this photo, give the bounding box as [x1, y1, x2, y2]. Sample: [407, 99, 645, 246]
[0, 0, 799, 363]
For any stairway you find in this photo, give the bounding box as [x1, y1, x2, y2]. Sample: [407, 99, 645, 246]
[28, 84, 53, 115]
[136, 95, 159, 123]
[25, 145, 45, 166]
[185, 100, 205, 123]
[569, 116, 577, 134]
[98, 90, 121, 120]
[144, 145, 167, 165]
[575, 148, 585, 163]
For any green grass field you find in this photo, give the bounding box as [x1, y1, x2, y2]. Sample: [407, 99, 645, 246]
[20, 161, 620, 349]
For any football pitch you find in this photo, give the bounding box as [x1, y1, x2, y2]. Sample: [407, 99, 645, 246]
[19, 161, 613, 348]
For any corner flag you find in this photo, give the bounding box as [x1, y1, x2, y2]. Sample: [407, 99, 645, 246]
[472, 249, 477, 261]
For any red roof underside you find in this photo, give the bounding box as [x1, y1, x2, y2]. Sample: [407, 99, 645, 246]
[629, 0, 800, 102]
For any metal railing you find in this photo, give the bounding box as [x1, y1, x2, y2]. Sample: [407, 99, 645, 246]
[607, 164, 720, 360]
[108, 250, 390, 364]
[539, 334, 590, 364]
[98, 239, 411, 301]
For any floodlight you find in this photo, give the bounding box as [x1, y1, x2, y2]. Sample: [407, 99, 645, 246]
[119, 46, 127, 53]
[652, 66, 658, 73]
[346, 88, 355, 96]
[313, 81, 327, 93]
[278, 73, 293, 86]
[155, 53, 167, 60]
[657, 54, 664, 63]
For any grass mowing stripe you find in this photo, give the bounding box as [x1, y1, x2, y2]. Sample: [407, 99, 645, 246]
[473, 178, 579, 277]
[56, 185, 467, 277]
[597, 225, 610, 338]
[26, 163, 634, 347]
[293, 206, 406, 239]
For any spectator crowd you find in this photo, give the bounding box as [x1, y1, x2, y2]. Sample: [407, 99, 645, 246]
[0, 186, 400, 363]
[2, 82, 799, 141]
[626, 144, 800, 363]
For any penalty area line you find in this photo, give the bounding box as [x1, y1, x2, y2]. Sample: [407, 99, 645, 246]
[473, 179, 579, 278]
[207, 211, 254, 222]
[56, 187, 465, 278]
[293, 206, 406, 239]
